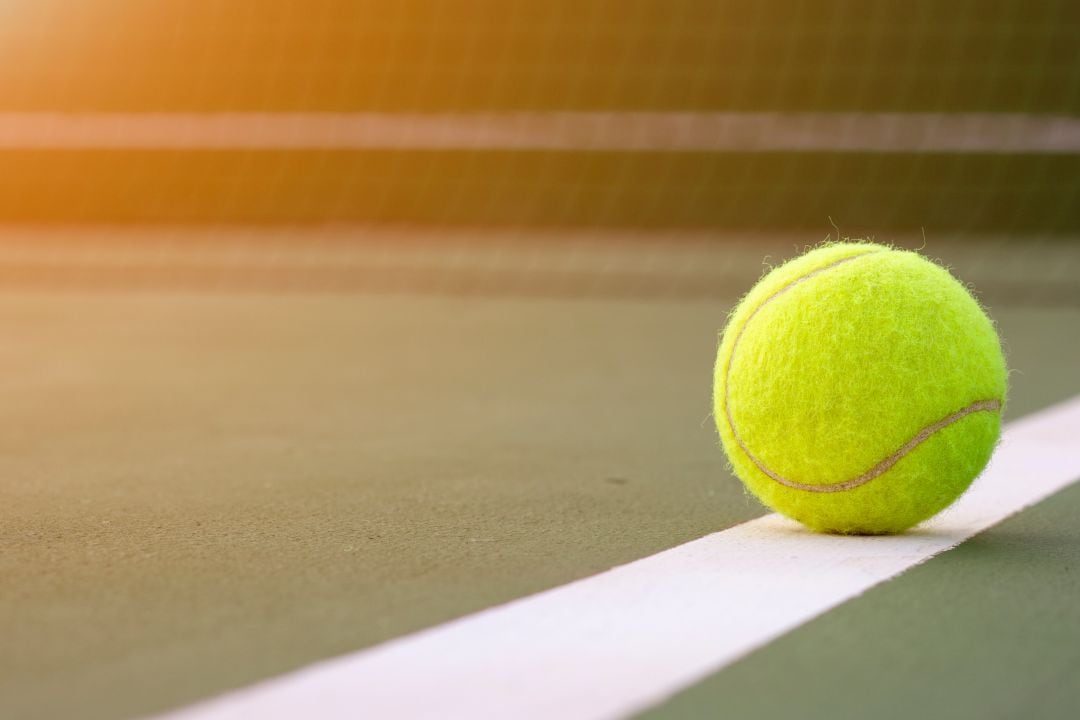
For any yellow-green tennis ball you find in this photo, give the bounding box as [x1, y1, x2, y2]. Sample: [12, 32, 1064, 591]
[714, 242, 1007, 535]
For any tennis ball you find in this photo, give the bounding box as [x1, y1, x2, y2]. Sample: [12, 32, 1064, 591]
[714, 242, 1007, 535]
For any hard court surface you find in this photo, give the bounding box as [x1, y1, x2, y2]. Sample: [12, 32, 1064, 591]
[2, 229, 1079, 719]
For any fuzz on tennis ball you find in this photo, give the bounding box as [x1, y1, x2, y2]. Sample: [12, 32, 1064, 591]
[713, 242, 1007, 535]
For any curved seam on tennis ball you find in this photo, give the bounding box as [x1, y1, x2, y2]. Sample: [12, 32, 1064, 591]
[723, 249, 1003, 494]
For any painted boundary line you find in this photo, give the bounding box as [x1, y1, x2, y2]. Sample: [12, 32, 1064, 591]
[157, 396, 1080, 720]
[2, 113, 1080, 152]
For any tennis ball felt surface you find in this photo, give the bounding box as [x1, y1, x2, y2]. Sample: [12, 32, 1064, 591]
[714, 242, 1007, 535]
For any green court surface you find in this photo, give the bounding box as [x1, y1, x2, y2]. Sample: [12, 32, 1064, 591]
[0, 232, 1077, 719]
[644, 480, 1080, 720]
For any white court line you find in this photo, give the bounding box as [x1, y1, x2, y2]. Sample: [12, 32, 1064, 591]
[2, 113, 1080, 152]
[158, 396, 1080, 720]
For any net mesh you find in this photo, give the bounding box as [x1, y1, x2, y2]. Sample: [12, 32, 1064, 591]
[0, 0, 1077, 234]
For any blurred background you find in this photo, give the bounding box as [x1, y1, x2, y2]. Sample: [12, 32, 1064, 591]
[0, 0, 1077, 235]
